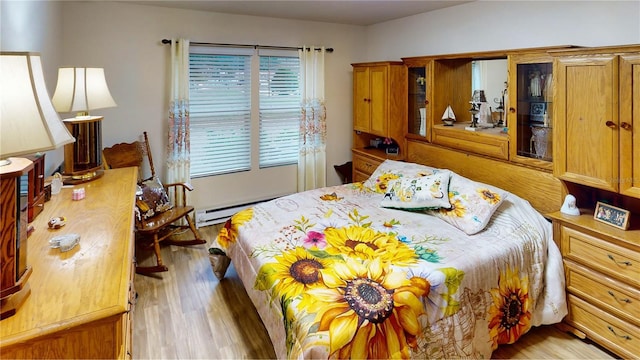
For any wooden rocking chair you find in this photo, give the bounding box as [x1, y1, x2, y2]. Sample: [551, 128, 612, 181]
[102, 132, 206, 275]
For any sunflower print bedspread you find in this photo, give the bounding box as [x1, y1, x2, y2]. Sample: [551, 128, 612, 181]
[215, 183, 567, 359]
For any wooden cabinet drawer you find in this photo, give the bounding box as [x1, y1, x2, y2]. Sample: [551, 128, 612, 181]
[561, 226, 639, 287]
[567, 294, 640, 359]
[565, 260, 640, 324]
[352, 153, 383, 177]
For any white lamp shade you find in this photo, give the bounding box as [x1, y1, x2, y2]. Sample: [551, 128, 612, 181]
[0, 52, 75, 159]
[52, 67, 117, 113]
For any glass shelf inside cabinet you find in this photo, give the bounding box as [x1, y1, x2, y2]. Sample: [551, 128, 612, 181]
[408, 66, 427, 137]
[515, 62, 553, 161]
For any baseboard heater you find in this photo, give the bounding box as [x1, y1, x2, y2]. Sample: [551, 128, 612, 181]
[195, 198, 273, 228]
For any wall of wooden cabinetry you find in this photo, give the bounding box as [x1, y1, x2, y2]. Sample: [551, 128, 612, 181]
[351, 44, 640, 359]
[548, 45, 640, 359]
[553, 45, 640, 199]
[351, 61, 407, 177]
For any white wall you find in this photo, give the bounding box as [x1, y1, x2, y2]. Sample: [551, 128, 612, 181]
[1, 0, 65, 176]
[365, 0, 640, 60]
[3, 0, 639, 213]
[57, 1, 365, 211]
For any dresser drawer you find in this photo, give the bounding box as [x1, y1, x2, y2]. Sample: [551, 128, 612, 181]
[353, 170, 371, 183]
[561, 226, 639, 287]
[567, 294, 640, 359]
[352, 153, 383, 177]
[565, 260, 640, 324]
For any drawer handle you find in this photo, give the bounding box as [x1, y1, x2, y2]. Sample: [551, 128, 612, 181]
[605, 120, 617, 129]
[621, 122, 632, 130]
[607, 254, 632, 266]
[608, 290, 632, 304]
[608, 326, 632, 341]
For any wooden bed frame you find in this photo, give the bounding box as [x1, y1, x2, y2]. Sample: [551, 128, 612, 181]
[406, 140, 563, 215]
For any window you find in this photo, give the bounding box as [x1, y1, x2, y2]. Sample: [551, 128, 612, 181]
[189, 48, 300, 177]
[259, 56, 301, 167]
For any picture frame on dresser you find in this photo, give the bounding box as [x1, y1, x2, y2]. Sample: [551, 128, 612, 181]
[594, 201, 630, 230]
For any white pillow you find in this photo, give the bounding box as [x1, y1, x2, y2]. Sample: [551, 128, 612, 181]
[363, 159, 439, 194]
[426, 172, 507, 235]
[380, 171, 452, 210]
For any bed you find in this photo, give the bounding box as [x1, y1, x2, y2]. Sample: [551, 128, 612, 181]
[213, 159, 567, 359]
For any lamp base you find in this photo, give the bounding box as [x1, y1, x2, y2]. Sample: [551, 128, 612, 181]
[63, 169, 104, 185]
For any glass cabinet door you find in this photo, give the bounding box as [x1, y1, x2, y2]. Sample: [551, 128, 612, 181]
[508, 53, 554, 169]
[407, 62, 429, 138]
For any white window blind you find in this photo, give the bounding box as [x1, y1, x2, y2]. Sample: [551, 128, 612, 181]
[258, 55, 301, 167]
[189, 53, 252, 177]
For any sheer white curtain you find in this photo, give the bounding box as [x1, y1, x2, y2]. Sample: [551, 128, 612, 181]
[167, 38, 190, 204]
[298, 46, 327, 191]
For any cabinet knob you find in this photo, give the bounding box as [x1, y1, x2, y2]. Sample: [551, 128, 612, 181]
[509, 107, 516, 113]
[621, 122, 632, 130]
[605, 120, 617, 129]
[424, 100, 429, 105]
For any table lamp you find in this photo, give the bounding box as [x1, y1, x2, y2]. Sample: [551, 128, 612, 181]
[0, 52, 75, 319]
[51, 67, 116, 184]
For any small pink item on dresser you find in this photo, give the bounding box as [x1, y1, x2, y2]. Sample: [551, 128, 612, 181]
[72, 187, 85, 201]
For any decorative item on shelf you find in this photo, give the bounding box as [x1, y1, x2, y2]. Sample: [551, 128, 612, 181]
[0, 52, 75, 320]
[594, 201, 630, 230]
[52, 67, 117, 184]
[530, 126, 551, 160]
[530, 102, 547, 124]
[560, 194, 580, 215]
[383, 138, 399, 155]
[419, 107, 427, 135]
[529, 70, 542, 98]
[465, 90, 485, 131]
[441, 105, 456, 126]
[369, 138, 382, 148]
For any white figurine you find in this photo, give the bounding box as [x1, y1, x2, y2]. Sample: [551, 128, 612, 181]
[530, 71, 542, 97]
[560, 194, 580, 215]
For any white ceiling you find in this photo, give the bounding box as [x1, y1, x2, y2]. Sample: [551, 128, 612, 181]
[126, 0, 472, 26]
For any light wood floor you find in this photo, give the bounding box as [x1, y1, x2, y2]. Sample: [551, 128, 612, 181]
[133, 224, 617, 359]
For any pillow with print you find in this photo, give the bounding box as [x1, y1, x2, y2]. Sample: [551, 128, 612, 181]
[380, 170, 452, 210]
[426, 172, 507, 235]
[135, 177, 173, 221]
[363, 159, 439, 194]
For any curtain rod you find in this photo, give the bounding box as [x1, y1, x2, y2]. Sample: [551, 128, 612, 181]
[161, 39, 333, 52]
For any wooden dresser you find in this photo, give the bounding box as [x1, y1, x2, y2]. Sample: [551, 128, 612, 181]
[0, 167, 137, 359]
[548, 211, 639, 358]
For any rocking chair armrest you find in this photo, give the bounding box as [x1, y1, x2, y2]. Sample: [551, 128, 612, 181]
[163, 182, 194, 192]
